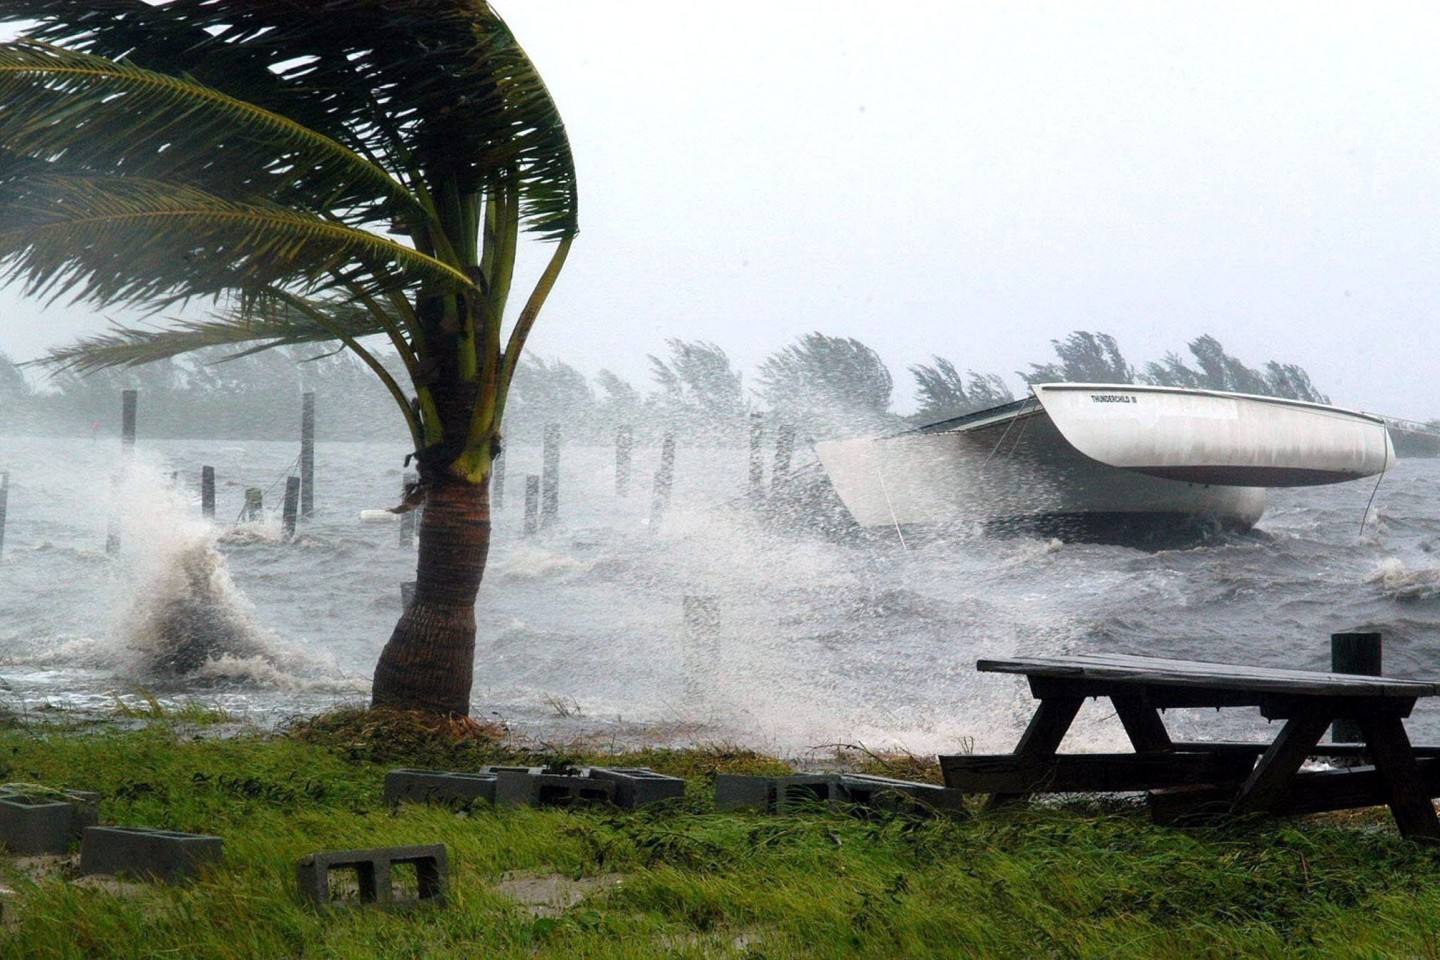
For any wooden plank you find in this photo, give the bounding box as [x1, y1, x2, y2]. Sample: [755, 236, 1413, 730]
[1111, 695, 1173, 751]
[987, 696, 1081, 808]
[940, 751, 1255, 794]
[1231, 711, 1332, 816]
[1155, 759, 1440, 822]
[1171, 741, 1440, 760]
[1359, 715, 1440, 841]
[978, 654, 1440, 698]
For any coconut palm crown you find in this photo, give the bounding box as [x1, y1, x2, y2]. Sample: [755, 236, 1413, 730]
[0, 0, 578, 714]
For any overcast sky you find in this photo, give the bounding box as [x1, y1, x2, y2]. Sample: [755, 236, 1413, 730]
[4, 2, 1439, 418]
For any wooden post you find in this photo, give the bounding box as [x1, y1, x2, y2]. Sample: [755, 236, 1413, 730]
[649, 433, 676, 534]
[121, 389, 137, 454]
[300, 392, 315, 518]
[1331, 631, 1382, 743]
[682, 594, 720, 699]
[399, 471, 417, 547]
[747, 413, 765, 505]
[243, 487, 264, 523]
[282, 476, 300, 540]
[541, 423, 560, 528]
[615, 425, 633, 497]
[524, 474, 540, 535]
[492, 450, 506, 511]
[107, 390, 137, 555]
[0, 471, 8, 559]
[201, 466, 215, 519]
[772, 424, 795, 490]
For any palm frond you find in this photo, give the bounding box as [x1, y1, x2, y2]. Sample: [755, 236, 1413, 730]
[0, 39, 424, 227]
[0, 169, 473, 308]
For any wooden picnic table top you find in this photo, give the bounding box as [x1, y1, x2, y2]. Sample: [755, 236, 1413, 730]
[977, 653, 1440, 699]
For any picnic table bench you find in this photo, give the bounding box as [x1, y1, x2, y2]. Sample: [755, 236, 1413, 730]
[939, 653, 1440, 840]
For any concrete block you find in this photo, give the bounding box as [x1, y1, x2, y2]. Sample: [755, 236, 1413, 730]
[80, 826, 222, 884]
[715, 774, 841, 812]
[0, 789, 99, 854]
[296, 844, 447, 908]
[479, 766, 617, 808]
[383, 768, 498, 808]
[586, 767, 687, 808]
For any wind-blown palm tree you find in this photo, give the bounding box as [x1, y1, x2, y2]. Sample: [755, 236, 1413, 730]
[0, 1, 578, 715]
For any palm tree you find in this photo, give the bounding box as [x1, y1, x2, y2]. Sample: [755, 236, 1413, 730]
[0, 2, 578, 715]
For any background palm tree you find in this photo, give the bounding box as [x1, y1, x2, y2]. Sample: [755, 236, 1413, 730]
[0, 1, 578, 715]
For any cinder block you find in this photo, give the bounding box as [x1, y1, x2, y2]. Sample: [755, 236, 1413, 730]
[0, 789, 99, 855]
[478, 766, 618, 808]
[837, 773, 967, 818]
[80, 826, 223, 884]
[383, 768, 498, 808]
[296, 844, 447, 908]
[586, 767, 686, 808]
[715, 774, 841, 812]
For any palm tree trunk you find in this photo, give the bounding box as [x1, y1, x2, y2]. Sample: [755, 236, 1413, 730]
[370, 475, 490, 714]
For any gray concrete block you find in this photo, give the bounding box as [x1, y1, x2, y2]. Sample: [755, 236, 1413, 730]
[80, 826, 223, 884]
[715, 774, 841, 812]
[586, 767, 686, 808]
[478, 766, 619, 808]
[383, 768, 498, 808]
[0, 789, 100, 855]
[296, 844, 447, 908]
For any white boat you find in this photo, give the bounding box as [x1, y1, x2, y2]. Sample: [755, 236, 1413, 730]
[813, 383, 1394, 538]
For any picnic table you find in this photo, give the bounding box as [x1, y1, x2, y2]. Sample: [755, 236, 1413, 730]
[939, 653, 1440, 840]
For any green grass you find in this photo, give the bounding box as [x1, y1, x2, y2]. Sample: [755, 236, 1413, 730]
[1, 714, 1439, 958]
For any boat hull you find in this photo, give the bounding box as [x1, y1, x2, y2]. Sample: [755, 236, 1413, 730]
[814, 409, 1267, 532]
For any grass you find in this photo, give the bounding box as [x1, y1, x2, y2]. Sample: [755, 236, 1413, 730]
[1, 711, 1439, 958]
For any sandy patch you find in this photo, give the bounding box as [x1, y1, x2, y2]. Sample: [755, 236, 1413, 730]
[494, 870, 625, 917]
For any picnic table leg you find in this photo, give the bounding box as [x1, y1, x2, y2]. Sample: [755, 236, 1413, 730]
[1111, 696, 1173, 752]
[987, 695, 1083, 808]
[1357, 715, 1440, 842]
[1231, 712, 1331, 817]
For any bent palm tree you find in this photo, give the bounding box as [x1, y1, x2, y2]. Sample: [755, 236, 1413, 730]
[0, 1, 577, 714]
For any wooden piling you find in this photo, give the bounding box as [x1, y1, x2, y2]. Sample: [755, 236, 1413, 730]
[615, 425, 633, 497]
[400, 471, 418, 547]
[108, 390, 137, 555]
[748, 414, 765, 504]
[201, 466, 215, 520]
[243, 487, 264, 523]
[524, 474, 540, 535]
[282, 476, 300, 540]
[0, 471, 8, 559]
[492, 451, 506, 511]
[541, 423, 560, 528]
[1331, 631, 1382, 743]
[300, 392, 315, 518]
[649, 434, 676, 534]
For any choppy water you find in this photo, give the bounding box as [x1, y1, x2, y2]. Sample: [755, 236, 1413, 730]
[1, 433, 1439, 755]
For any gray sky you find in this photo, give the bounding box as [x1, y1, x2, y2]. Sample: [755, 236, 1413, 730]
[4, 2, 1440, 418]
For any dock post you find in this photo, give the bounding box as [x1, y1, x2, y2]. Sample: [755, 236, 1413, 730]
[282, 476, 300, 540]
[106, 390, 138, 555]
[243, 487, 264, 523]
[747, 414, 765, 505]
[541, 423, 560, 528]
[649, 434, 676, 534]
[300, 392, 315, 518]
[0, 471, 8, 559]
[524, 475, 540, 536]
[615, 425, 633, 497]
[492, 450, 506, 511]
[399, 471, 418, 547]
[201, 466, 215, 520]
[1331, 631, 1382, 743]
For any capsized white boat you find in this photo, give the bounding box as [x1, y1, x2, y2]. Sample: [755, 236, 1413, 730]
[813, 383, 1394, 537]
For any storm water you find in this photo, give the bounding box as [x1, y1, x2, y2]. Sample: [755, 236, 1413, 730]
[2, 434, 1439, 756]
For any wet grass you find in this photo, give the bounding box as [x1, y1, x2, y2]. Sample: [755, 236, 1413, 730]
[1, 711, 1440, 958]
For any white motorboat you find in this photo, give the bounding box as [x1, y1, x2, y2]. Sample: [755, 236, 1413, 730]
[813, 383, 1394, 538]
